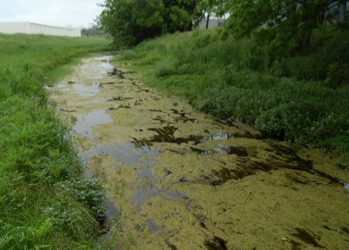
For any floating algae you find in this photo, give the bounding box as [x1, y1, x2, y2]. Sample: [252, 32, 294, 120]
[49, 55, 349, 250]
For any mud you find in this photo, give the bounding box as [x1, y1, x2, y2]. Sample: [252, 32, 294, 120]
[49, 54, 349, 250]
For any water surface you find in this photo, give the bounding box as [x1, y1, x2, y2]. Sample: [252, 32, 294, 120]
[49, 55, 349, 250]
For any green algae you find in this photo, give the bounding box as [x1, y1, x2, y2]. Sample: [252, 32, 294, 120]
[49, 55, 349, 250]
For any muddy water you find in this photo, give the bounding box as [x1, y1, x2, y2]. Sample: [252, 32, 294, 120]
[49, 55, 349, 250]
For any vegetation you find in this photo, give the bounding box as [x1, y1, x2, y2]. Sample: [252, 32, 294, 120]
[99, 0, 348, 159]
[114, 28, 349, 161]
[97, 0, 348, 55]
[96, 0, 204, 47]
[206, 0, 348, 57]
[1, 1, 348, 247]
[0, 33, 110, 249]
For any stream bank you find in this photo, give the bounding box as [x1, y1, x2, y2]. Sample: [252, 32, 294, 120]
[49, 54, 349, 250]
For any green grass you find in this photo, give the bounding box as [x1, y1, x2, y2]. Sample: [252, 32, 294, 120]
[114, 28, 349, 161]
[0, 33, 110, 249]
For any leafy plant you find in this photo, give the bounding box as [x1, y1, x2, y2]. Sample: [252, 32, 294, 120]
[43, 195, 97, 241]
[207, 0, 348, 57]
[0, 218, 53, 250]
[57, 179, 106, 218]
[0, 33, 109, 249]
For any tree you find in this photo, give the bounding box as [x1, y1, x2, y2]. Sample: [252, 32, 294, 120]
[206, 0, 349, 57]
[96, 0, 204, 48]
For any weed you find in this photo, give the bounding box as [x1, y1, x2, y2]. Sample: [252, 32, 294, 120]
[113, 182, 125, 196]
[56, 179, 106, 217]
[155, 61, 178, 77]
[0, 33, 110, 249]
[120, 50, 135, 60]
[114, 29, 349, 160]
[70, 115, 78, 123]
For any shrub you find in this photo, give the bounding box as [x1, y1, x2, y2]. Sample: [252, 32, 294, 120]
[43, 195, 97, 241]
[57, 179, 106, 218]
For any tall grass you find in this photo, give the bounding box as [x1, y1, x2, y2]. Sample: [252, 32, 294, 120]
[0, 33, 110, 249]
[115, 28, 349, 160]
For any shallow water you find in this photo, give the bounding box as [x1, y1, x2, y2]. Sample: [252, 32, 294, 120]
[49, 54, 349, 250]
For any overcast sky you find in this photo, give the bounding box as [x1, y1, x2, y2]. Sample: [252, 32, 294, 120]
[0, 0, 104, 28]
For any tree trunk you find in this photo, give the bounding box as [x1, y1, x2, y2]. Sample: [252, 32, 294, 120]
[300, 32, 311, 51]
[206, 14, 210, 29]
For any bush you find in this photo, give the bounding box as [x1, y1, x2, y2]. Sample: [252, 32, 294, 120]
[270, 32, 349, 86]
[43, 194, 98, 241]
[57, 179, 106, 218]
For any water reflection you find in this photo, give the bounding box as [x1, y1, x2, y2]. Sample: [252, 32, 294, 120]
[74, 110, 114, 139]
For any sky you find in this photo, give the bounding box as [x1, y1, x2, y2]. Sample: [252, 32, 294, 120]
[0, 0, 105, 28]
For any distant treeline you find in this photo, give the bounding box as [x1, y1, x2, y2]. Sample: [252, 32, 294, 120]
[81, 27, 104, 37]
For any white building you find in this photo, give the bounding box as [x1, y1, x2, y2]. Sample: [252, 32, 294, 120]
[0, 22, 81, 37]
[198, 15, 227, 30]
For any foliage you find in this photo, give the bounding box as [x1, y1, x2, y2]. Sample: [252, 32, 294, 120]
[0, 217, 53, 250]
[0, 33, 109, 249]
[113, 29, 349, 160]
[271, 31, 349, 86]
[57, 179, 107, 217]
[206, 0, 349, 57]
[0, 96, 83, 184]
[96, 0, 204, 47]
[43, 193, 98, 241]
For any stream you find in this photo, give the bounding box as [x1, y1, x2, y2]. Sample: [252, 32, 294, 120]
[49, 54, 349, 250]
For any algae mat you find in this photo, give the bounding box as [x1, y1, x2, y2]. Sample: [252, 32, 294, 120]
[49, 55, 349, 250]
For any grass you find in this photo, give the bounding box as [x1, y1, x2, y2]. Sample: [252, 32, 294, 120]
[113, 28, 349, 161]
[0, 33, 111, 249]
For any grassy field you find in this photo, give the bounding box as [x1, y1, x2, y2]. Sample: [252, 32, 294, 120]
[0, 34, 110, 249]
[114, 29, 349, 161]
